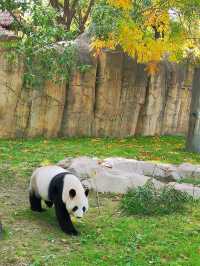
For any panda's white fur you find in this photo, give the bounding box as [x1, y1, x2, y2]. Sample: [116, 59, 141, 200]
[30, 165, 68, 201]
[62, 174, 89, 218]
[29, 165, 89, 235]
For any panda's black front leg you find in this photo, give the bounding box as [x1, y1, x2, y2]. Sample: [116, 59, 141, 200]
[53, 197, 78, 236]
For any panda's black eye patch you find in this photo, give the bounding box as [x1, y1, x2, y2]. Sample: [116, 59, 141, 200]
[83, 206, 86, 212]
[69, 189, 76, 198]
[85, 189, 89, 197]
[72, 206, 78, 212]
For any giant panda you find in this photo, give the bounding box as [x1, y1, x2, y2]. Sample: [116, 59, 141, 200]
[29, 165, 89, 235]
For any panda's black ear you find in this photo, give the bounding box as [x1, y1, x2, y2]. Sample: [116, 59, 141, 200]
[69, 189, 76, 198]
[85, 189, 89, 197]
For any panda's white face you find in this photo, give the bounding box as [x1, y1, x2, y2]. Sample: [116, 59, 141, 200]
[68, 188, 89, 218]
[62, 174, 89, 218]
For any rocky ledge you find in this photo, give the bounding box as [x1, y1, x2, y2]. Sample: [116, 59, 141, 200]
[57, 157, 200, 198]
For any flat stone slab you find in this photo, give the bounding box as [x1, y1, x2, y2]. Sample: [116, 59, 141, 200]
[57, 157, 200, 196]
[0, 30, 17, 41]
[169, 182, 200, 199]
[103, 158, 180, 181]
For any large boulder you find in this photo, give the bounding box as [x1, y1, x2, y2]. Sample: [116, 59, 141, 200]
[57, 157, 200, 196]
[58, 157, 163, 193]
[102, 158, 180, 181]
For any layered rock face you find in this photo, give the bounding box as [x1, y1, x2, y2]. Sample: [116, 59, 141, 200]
[0, 34, 193, 138]
[0, 40, 66, 138]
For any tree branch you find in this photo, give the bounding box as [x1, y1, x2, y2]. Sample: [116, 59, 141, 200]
[70, 0, 79, 21]
[82, 0, 95, 26]
[49, 0, 60, 10]
[77, 0, 95, 33]
[49, 0, 94, 32]
[7, 10, 24, 32]
[63, 0, 70, 20]
[64, 0, 79, 30]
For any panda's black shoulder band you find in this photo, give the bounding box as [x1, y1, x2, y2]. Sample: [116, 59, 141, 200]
[48, 172, 72, 202]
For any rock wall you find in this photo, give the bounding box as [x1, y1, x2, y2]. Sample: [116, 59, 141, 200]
[0, 34, 193, 138]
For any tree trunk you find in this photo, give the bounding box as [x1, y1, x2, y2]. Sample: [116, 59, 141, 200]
[186, 68, 200, 152]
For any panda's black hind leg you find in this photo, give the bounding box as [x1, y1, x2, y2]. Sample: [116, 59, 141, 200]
[29, 192, 45, 212]
[45, 200, 53, 208]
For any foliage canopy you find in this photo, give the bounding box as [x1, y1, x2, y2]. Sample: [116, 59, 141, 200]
[0, 0, 94, 88]
[91, 0, 200, 74]
[1, 0, 200, 83]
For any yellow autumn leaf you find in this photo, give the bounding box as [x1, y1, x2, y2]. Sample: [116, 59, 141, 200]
[90, 35, 117, 56]
[91, 0, 200, 71]
[107, 0, 132, 10]
[145, 61, 159, 75]
[40, 159, 51, 166]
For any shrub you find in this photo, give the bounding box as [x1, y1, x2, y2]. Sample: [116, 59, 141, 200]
[120, 180, 193, 216]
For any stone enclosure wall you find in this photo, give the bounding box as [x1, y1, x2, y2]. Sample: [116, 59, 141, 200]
[0, 34, 193, 138]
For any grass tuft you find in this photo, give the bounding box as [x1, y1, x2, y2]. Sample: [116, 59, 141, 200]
[121, 180, 194, 216]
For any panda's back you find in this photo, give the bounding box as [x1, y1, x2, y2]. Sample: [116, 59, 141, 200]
[30, 165, 67, 201]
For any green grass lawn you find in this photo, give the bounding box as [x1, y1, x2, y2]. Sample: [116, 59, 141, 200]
[179, 178, 200, 186]
[1, 136, 200, 266]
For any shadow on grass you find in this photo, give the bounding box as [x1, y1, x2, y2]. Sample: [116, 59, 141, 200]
[0, 226, 10, 240]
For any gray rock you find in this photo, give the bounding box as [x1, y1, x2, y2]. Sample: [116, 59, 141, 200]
[57, 157, 163, 193]
[102, 157, 138, 172]
[177, 163, 200, 179]
[153, 163, 181, 181]
[57, 157, 200, 197]
[58, 156, 101, 181]
[136, 161, 157, 176]
[57, 157, 74, 169]
[85, 168, 159, 194]
[169, 182, 200, 199]
[91, 170, 133, 193]
[103, 158, 181, 181]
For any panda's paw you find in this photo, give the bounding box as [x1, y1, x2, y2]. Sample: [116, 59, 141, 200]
[35, 208, 46, 212]
[31, 207, 46, 212]
[73, 230, 80, 236]
[68, 229, 79, 236]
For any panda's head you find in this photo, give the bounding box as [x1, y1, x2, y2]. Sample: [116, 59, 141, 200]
[62, 174, 89, 218]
